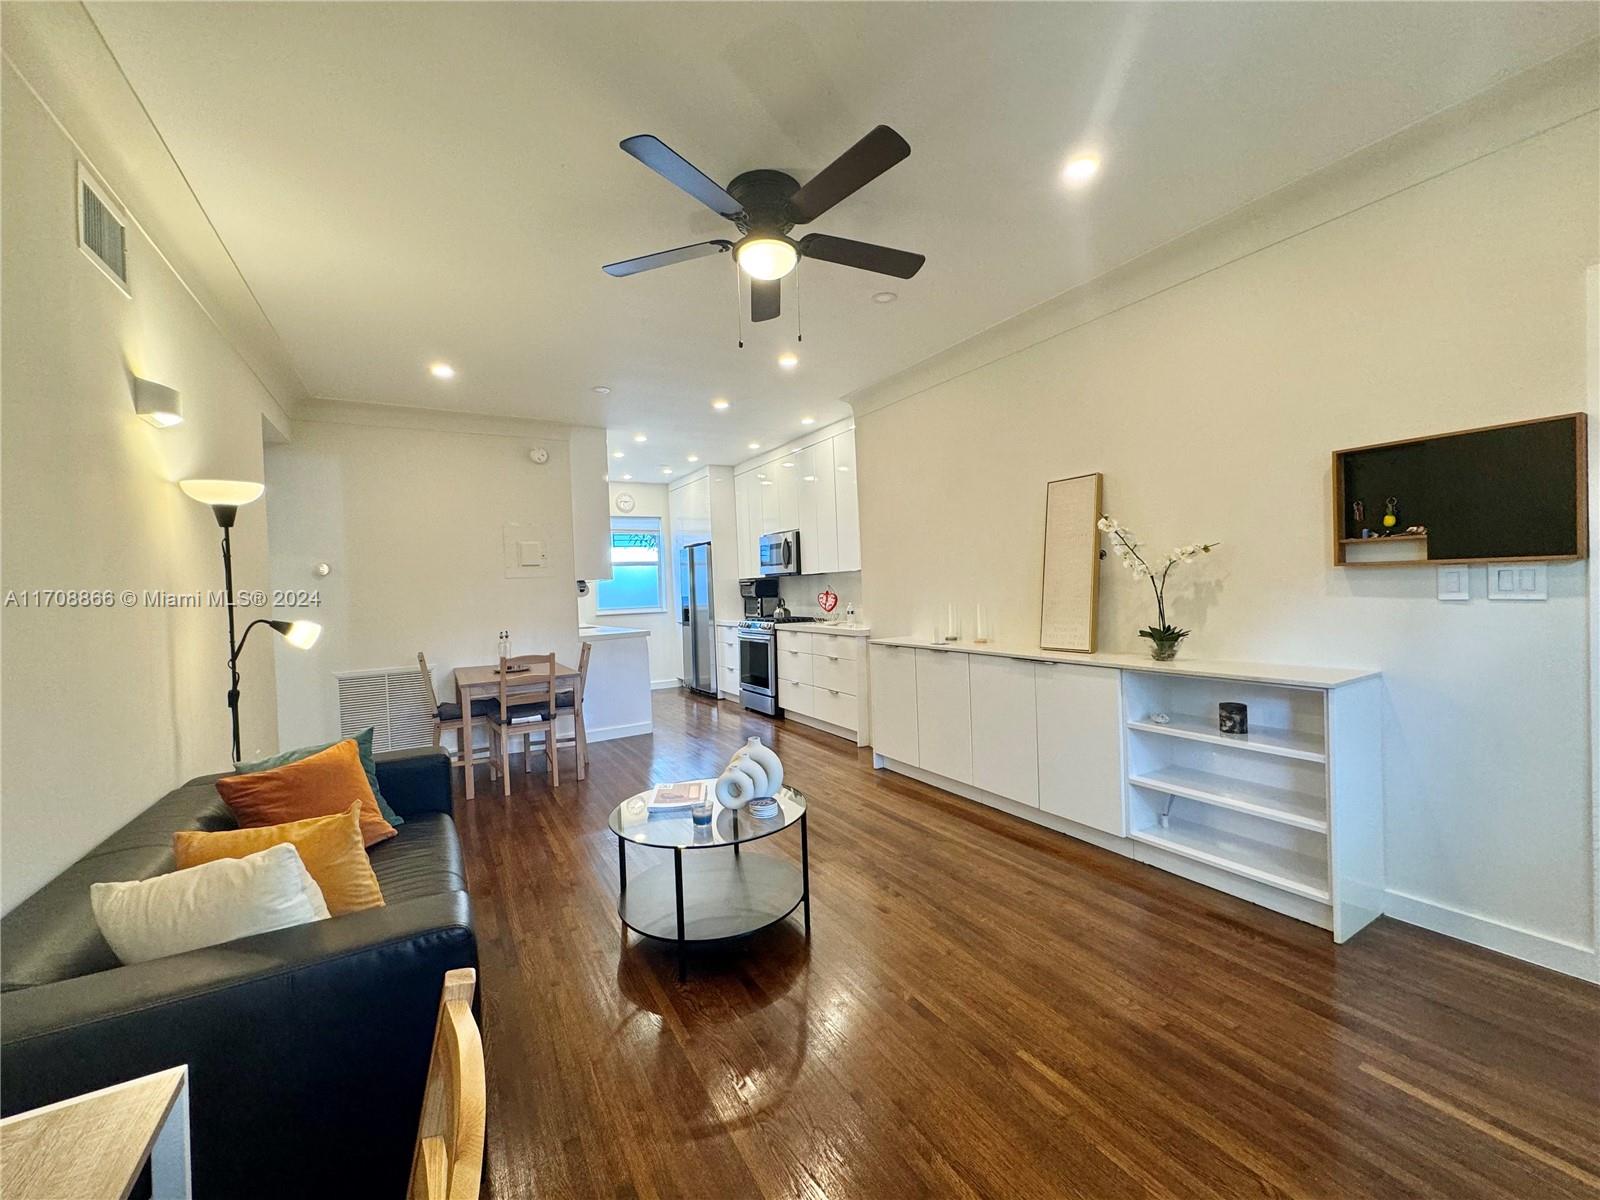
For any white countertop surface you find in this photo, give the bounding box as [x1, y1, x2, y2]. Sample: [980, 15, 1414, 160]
[868, 636, 1377, 689]
[578, 624, 651, 642]
[715, 619, 872, 636]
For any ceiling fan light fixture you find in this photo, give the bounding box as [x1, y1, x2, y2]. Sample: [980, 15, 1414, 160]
[736, 235, 798, 281]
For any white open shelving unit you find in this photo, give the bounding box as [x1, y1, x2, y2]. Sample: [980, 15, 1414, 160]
[1122, 670, 1383, 940]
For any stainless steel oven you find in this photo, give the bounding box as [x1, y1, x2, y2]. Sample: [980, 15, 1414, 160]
[758, 529, 801, 577]
[738, 622, 780, 716]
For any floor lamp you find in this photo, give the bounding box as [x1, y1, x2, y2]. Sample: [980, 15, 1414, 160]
[180, 480, 321, 761]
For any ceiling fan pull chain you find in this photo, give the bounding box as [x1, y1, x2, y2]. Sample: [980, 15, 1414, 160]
[795, 263, 803, 344]
[732, 254, 744, 349]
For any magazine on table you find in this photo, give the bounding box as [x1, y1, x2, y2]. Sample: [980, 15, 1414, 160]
[648, 781, 705, 816]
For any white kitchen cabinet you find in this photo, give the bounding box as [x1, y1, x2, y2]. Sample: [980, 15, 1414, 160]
[869, 644, 919, 765]
[757, 467, 782, 535]
[833, 431, 861, 571]
[798, 440, 839, 574]
[734, 472, 758, 579]
[1035, 660, 1125, 836]
[916, 649, 972, 784]
[969, 654, 1040, 808]
[775, 454, 801, 533]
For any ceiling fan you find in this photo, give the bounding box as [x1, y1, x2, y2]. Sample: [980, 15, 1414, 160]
[602, 125, 925, 324]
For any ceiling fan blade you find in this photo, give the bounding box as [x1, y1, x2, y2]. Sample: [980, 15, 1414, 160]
[602, 240, 731, 278]
[787, 125, 910, 223]
[751, 277, 780, 323]
[619, 135, 743, 218]
[799, 233, 925, 279]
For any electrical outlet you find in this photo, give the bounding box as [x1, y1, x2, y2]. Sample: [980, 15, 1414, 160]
[1436, 566, 1470, 601]
[1487, 562, 1546, 601]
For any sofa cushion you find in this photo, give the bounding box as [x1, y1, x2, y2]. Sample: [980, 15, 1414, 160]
[368, 814, 465, 905]
[236, 727, 404, 827]
[216, 740, 396, 848]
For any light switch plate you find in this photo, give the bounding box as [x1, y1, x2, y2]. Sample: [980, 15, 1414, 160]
[1436, 566, 1469, 601]
[1487, 561, 1546, 601]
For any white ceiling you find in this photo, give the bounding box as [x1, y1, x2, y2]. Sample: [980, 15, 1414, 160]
[88, 2, 1596, 470]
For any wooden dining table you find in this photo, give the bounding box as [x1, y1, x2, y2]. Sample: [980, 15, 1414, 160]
[452, 661, 579, 799]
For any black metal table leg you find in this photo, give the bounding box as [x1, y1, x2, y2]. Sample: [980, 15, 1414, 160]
[674, 847, 686, 981]
[800, 811, 811, 937]
[618, 836, 627, 893]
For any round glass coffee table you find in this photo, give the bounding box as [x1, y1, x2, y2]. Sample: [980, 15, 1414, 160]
[608, 782, 810, 980]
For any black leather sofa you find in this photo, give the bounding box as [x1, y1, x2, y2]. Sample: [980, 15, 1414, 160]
[0, 747, 476, 1198]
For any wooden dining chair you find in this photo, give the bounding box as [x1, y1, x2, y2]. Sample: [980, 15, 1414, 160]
[553, 641, 593, 782]
[408, 968, 484, 1200]
[418, 653, 499, 780]
[489, 653, 558, 794]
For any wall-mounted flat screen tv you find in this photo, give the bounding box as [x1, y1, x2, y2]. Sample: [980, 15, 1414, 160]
[1333, 414, 1587, 566]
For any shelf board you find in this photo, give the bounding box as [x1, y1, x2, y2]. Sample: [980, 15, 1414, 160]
[1129, 766, 1327, 833]
[1126, 715, 1327, 763]
[1338, 534, 1426, 544]
[1131, 817, 1330, 902]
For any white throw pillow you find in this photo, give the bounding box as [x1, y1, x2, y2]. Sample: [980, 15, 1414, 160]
[91, 843, 327, 966]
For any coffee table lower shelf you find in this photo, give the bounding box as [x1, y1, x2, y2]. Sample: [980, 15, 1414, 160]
[619, 857, 803, 943]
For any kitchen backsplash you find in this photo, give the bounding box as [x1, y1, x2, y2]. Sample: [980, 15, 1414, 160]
[777, 571, 864, 623]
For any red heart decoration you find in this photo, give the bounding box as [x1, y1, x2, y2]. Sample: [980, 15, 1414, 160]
[817, 589, 838, 613]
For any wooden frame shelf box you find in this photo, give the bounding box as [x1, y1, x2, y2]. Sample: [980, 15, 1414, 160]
[1331, 412, 1587, 567]
[867, 637, 1382, 942]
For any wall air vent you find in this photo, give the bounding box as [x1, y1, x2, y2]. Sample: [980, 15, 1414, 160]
[335, 666, 434, 752]
[76, 163, 129, 295]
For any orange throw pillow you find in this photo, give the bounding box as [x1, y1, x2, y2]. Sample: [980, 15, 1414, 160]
[174, 802, 385, 915]
[215, 739, 396, 848]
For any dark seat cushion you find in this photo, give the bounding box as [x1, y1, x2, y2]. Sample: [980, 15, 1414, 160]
[435, 697, 499, 721]
[556, 691, 575, 709]
[500, 700, 550, 722]
[368, 813, 465, 904]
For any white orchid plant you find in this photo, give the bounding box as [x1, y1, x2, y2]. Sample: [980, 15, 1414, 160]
[1097, 515, 1220, 654]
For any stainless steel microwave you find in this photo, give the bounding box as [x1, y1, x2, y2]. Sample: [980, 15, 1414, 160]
[758, 529, 801, 576]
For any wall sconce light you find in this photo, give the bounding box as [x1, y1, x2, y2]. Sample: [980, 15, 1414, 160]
[133, 376, 183, 428]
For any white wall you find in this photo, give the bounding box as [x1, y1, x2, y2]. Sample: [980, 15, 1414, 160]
[266, 401, 580, 749]
[579, 483, 678, 686]
[1, 63, 287, 910]
[853, 59, 1599, 977]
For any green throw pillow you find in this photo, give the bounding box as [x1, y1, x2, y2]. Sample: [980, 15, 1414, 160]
[235, 727, 404, 827]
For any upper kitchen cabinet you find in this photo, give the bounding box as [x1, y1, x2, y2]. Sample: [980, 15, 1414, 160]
[667, 472, 710, 561]
[733, 421, 861, 578]
[832, 430, 861, 572]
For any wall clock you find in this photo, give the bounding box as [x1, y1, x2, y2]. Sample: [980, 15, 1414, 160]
[615, 493, 636, 513]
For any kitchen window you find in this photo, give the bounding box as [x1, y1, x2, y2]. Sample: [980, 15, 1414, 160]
[595, 517, 665, 614]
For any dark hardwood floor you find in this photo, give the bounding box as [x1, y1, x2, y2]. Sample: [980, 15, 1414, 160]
[454, 690, 1600, 1200]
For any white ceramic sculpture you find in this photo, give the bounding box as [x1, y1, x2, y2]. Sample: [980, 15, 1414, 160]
[739, 738, 783, 795]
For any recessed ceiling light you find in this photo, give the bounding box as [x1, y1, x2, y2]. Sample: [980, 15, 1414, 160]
[872, 292, 897, 304]
[428, 362, 456, 379]
[760, 479, 774, 487]
[633, 433, 647, 443]
[748, 441, 761, 450]
[711, 398, 730, 410]
[662, 467, 673, 475]
[837, 464, 850, 472]
[781, 461, 795, 468]
[777, 352, 798, 370]
[591, 385, 611, 395]
[621, 473, 632, 480]
[612, 451, 624, 459]
[802, 475, 817, 482]
[1062, 153, 1101, 185]
[800, 416, 816, 426]
[686, 454, 700, 463]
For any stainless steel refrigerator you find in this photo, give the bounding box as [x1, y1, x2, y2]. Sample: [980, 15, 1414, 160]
[679, 541, 716, 696]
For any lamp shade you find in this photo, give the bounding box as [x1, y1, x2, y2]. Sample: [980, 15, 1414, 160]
[283, 620, 321, 650]
[179, 479, 265, 507]
[133, 377, 183, 427]
[735, 236, 798, 281]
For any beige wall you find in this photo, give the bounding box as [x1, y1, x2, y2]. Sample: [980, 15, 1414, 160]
[855, 77, 1599, 969]
[265, 401, 581, 749]
[1, 64, 285, 910]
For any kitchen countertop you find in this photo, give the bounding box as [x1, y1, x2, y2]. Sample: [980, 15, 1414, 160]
[578, 624, 651, 642]
[868, 636, 1377, 689]
[715, 620, 872, 636]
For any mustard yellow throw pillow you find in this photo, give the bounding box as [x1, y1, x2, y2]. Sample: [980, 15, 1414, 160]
[216, 739, 396, 848]
[175, 801, 384, 915]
